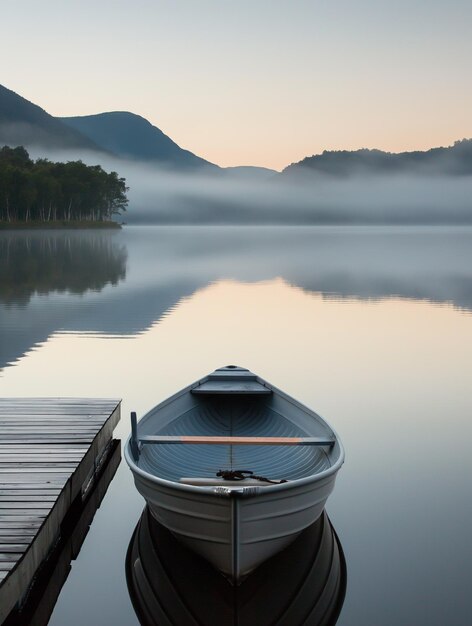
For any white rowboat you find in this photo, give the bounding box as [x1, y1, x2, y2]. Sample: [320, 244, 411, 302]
[125, 366, 345, 583]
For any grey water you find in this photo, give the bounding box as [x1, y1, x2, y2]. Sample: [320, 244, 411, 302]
[1, 225, 471, 625]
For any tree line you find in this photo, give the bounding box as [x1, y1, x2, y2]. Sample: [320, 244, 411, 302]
[0, 146, 128, 223]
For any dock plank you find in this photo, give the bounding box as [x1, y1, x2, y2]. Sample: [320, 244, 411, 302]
[0, 397, 120, 623]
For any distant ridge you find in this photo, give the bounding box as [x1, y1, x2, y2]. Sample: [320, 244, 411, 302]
[3, 82, 472, 177]
[0, 84, 103, 151]
[61, 112, 218, 170]
[222, 165, 277, 179]
[282, 140, 472, 178]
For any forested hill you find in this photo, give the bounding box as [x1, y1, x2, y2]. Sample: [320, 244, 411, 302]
[0, 146, 128, 223]
[0, 84, 103, 151]
[282, 140, 472, 178]
[61, 112, 218, 170]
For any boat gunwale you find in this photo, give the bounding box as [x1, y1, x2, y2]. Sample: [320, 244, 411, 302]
[124, 372, 345, 497]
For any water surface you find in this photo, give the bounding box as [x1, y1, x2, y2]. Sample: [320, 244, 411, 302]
[0, 226, 471, 625]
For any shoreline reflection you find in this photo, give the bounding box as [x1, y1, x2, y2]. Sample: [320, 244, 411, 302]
[1, 226, 471, 374]
[0, 231, 127, 307]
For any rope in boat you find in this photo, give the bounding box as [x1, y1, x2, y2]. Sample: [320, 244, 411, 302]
[216, 469, 288, 485]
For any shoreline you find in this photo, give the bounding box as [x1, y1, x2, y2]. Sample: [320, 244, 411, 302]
[0, 220, 122, 230]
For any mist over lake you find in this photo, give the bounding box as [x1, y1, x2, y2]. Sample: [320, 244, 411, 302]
[25, 147, 472, 225]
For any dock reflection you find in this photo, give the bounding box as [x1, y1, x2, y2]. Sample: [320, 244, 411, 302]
[126, 507, 346, 626]
[3, 440, 121, 626]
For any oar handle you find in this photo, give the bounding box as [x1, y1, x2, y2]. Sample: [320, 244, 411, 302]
[139, 435, 335, 447]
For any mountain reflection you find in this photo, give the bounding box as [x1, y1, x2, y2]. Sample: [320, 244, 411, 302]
[123, 226, 472, 312]
[126, 507, 346, 626]
[0, 231, 127, 306]
[0, 226, 471, 372]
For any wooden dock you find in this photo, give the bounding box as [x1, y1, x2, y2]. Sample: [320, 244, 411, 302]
[0, 398, 120, 624]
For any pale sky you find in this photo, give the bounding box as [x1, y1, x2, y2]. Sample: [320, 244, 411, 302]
[2, 0, 472, 170]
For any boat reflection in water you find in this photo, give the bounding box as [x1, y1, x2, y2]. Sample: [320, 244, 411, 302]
[126, 506, 346, 626]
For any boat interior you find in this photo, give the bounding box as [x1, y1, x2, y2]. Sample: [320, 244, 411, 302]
[138, 393, 335, 485]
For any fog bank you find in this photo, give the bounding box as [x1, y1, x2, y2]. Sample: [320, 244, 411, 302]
[28, 148, 472, 225]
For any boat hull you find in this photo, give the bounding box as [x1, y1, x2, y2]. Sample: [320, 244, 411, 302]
[126, 506, 347, 626]
[131, 468, 339, 582]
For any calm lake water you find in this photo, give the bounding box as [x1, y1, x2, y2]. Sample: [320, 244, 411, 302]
[1, 225, 471, 625]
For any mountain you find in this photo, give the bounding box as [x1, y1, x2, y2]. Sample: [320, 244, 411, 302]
[222, 166, 277, 180]
[4, 82, 472, 179]
[0, 84, 216, 170]
[61, 112, 217, 170]
[0, 84, 103, 151]
[282, 140, 472, 179]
